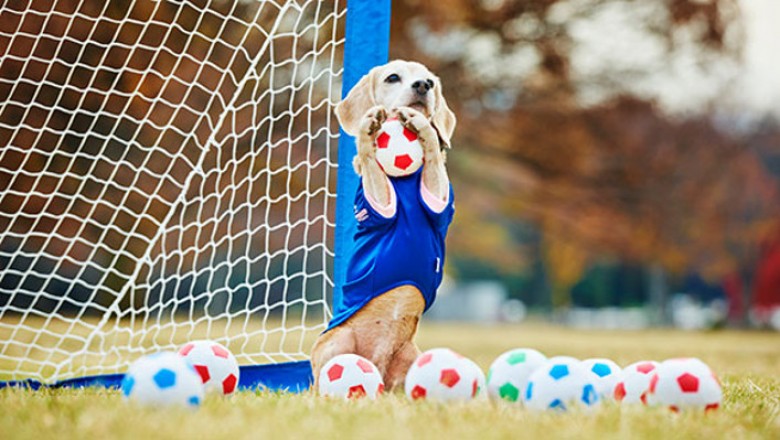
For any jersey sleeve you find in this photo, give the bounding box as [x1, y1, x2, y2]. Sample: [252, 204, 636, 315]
[353, 179, 397, 230]
[419, 181, 455, 233]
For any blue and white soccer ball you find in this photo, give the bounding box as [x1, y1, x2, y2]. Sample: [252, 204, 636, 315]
[581, 358, 622, 400]
[486, 348, 547, 404]
[121, 352, 205, 408]
[525, 357, 600, 411]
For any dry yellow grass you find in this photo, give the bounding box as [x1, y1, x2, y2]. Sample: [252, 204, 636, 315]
[2, 322, 779, 440]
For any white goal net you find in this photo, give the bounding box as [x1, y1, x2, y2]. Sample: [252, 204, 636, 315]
[0, 0, 344, 384]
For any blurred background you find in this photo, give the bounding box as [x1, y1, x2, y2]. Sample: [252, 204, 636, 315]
[387, 0, 780, 330]
[1, 0, 778, 340]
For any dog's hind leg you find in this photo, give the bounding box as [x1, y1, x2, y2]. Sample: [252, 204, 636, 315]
[309, 326, 356, 393]
[384, 340, 421, 391]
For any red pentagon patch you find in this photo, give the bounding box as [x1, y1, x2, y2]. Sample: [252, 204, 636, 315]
[402, 127, 418, 142]
[179, 343, 194, 356]
[669, 405, 680, 413]
[614, 382, 626, 401]
[212, 345, 229, 359]
[376, 132, 390, 149]
[416, 353, 433, 368]
[649, 374, 659, 394]
[472, 379, 478, 397]
[377, 383, 385, 395]
[194, 365, 210, 383]
[705, 403, 719, 412]
[394, 154, 413, 170]
[327, 364, 344, 382]
[356, 358, 374, 374]
[440, 369, 461, 388]
[677, 373, 699, 393]
[222, 374, 237, 394]
[640, 392, 649, 405]
[636, 363, 656, 374]
[411, 385, 426, 400]
[348, 385, 366, 399]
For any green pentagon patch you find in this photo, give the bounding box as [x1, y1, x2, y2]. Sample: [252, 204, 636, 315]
[499, 382, 520, 402]
[506, 352, 527, 365]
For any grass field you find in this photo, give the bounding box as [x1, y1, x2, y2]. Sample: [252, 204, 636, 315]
[2, 322, 779, 439]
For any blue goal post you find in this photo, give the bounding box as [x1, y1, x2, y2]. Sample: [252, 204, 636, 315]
[333, 0, 392, 321]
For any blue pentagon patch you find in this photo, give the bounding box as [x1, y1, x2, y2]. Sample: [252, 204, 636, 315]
[549, 364, 569, 380]
[591, 363, 611, 377]
[153, 368, 177, 389]
[582, 383, 598, 405]
[549, 398, 566, 411]
[120, 375, 135, 397]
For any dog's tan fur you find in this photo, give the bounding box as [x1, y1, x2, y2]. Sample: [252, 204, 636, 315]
[310, 60, 456, 390]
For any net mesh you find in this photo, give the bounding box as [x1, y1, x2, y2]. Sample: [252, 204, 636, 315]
[0, 0, 344, 383]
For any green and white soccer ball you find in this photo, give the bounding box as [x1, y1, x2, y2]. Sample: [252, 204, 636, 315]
[486, 348, 547, 403]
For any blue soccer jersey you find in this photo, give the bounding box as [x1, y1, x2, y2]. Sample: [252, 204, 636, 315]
[326, 169, 455, 331]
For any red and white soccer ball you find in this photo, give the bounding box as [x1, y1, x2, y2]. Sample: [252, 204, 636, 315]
[614, 360, 659, 405]
[405, 348, 482, 402]
[463, 357, 487, 400]
[375, 118, 424, 177]
[318, 354, 385, 399]
[646, 358, 722, 412]
[581, 358, 622, 400]
[178, 340, 240, 396]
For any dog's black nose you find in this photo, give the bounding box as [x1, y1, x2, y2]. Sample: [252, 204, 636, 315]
[411, 80, 431, 96]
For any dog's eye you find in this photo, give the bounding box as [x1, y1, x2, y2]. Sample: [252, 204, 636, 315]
[385, 74, 401, 83]
[426, 79, 434, 89]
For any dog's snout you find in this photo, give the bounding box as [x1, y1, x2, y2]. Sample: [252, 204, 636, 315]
[411, 80, 431, 96]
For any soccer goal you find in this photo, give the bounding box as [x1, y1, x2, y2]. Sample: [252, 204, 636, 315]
[0, 0, 389, 390]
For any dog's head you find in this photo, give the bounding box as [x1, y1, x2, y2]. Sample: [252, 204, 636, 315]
[335, 60, 457, 148]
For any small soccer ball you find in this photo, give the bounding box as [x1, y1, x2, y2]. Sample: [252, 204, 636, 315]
[178, 340, 240, 396]
[486, 348, 547, 403]
[318, 354, 384, 399]
[646, 358, 722, 412]
[581, 358, 622, 400]
[525, 357, 600, 411]
[374, 118, 423, 177]
[405, 348, 481, 402]
[614, 360, 659, 404]
[121, 352, 205, 408]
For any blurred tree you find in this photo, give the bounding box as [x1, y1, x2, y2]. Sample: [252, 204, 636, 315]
[390, 0, 780, 321]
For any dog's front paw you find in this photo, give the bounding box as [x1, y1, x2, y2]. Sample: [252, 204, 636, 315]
[360, 106, 388, 139]
[394, 107, 437, 149]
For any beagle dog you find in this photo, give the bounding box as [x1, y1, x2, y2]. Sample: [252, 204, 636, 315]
[310, 60, 456, 391]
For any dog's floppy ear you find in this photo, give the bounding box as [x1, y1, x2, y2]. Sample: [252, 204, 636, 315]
[431, 79, 456, 149]
[335, 69, 377, 136]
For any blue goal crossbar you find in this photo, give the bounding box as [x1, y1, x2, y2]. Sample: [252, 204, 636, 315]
[0, 0, 392, 393]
